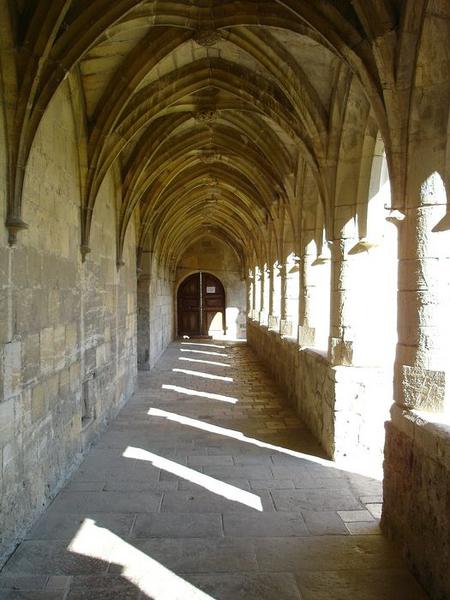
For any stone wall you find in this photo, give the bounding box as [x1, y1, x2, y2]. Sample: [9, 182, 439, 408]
[0, 82, 137, 564]
[247, 321, 391, 465]
[382, 409, 450, 600]
[247, 321, 334, 455]
[148, 271, 174, 368]
[176, 235, 246, 339]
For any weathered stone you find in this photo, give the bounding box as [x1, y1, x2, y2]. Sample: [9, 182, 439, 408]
[0, 5, 449, 599]
[399, 365, 445, 411]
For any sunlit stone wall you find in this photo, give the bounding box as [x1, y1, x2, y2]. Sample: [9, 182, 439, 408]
[0, 83, 138, 565]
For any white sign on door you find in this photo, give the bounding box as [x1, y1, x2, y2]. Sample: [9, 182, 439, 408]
[206, 286, 216, 293]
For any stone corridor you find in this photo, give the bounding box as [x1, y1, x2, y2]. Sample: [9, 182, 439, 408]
[0, 341, 427, 600]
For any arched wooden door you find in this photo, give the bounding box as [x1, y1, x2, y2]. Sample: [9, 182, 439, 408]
[177, 272, 225, 337]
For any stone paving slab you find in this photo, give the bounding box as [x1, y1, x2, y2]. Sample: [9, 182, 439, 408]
[0, 341, 428, 599]
[271, 489, 363, 512]
[133, 514, 223, 539]
[223, 512, 309, 537]
[187, 573, 303, 600]
[49, 491, 162, 514]
[296, 568, 428, 600]
[160, 489, 275, 513]
[254, 535, 406, 572]
[26, 513, 134, 541]
[0, 593, 65, 600]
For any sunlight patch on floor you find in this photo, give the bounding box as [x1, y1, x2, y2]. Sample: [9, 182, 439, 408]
[172, 368, 233, 382]
[148, 407, 334, 468]
[181, 342, 226, 349]
[162, 384, 238, 404]
[178, 357, 231, 368]
[68, 519, 216, 599]
[124, 446, 263, 510]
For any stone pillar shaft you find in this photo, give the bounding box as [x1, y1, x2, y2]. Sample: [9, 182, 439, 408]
[395, 174, 450, 412]
[260, 266, 270, 326]
[299, 244, 330, 349]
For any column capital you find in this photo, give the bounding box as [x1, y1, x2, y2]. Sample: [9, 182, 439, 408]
[5, 214, 28, 246]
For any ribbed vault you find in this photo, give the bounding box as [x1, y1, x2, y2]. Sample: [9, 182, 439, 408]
[2, 0, 426, 269]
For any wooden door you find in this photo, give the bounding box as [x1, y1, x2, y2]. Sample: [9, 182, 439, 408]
[177, 273, 201, 336]
[202, 272, 225, 335]
[177, 272, 225, 337]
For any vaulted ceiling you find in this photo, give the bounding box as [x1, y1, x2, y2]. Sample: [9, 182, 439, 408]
[3, 1, 426, 268]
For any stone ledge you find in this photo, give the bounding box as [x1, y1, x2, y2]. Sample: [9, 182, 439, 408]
[280, 335, 298, 349]
[390, 403, 450, 469]
[248, 320, 329, 363]
[301, 346, 328, 363]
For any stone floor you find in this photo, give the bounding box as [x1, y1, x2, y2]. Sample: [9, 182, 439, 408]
[0, 341, 428, 600]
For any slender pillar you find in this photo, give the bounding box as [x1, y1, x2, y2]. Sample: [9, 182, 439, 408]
[281, 256, 300, 339]
[269, 262, 282, 330]
[259, 265, 270, 326]
[298, 241, 331, 349]
[247, 271, 254, 319]
[254, 266, 262, 320]
[136, 251, 152, 370]
[394, 172, 450, 413]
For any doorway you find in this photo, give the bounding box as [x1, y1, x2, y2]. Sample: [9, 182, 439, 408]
[177, 272, 225, 337]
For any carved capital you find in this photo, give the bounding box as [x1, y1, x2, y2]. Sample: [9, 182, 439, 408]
[5, 214, 28, 246]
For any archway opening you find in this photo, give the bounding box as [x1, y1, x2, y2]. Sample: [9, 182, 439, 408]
[177, 272, 226, 338]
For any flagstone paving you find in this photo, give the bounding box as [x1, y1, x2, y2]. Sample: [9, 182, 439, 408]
[0, 341, 428, 599]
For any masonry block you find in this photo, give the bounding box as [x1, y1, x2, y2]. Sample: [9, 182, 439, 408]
[3, 340, 22, 399]
[383, 418, 450, 600]
[31, 384, 46, 423]
[398, 365, 445, 411]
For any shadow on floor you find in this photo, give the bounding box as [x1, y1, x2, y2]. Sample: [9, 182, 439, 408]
[0, 342, 428, 600]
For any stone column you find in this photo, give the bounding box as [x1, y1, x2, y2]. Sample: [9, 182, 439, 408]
[281, 258, 299, 338]
[328, 232, 390, 368]
[298, 242, 315, 347]
[254, 266, 262, 321]
[394, 172, 450, 413]
[328, 237, 356, 365]
[269, 262, 282, 331]
[298, 241, 331, 349]
[247, 271, 254, 318]
[136, 251, 152, 370]
[259, 265, 270, 326]
[328, 214, 399, 463]
[383, 176, 450, 600]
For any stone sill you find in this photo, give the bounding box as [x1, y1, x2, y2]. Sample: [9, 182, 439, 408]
[249, 321, 330, 363]
[391, 404, 450, 469]
[300, 346, 329, 363]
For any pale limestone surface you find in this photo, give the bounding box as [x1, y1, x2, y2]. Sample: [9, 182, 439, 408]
[0, 4, 449, 599]
[0, 342, 428, 600]
[247, 322, 391, 465]
[0, 83, 138, 567]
